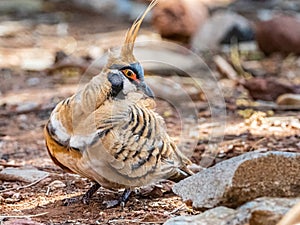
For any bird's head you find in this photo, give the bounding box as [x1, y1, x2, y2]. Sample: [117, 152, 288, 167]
[104, 0, 157, 100]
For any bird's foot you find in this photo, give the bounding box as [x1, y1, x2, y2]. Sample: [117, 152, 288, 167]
[104, 199, 119, 208]
[62, 183, 101, 206]
[82, 183, 101, 205]
[104, 189, 132, 210]
[62, 197, 79, 206]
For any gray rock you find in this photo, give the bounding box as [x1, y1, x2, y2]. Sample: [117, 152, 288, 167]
[164, 197, 300, 225]
[191, 11, 253, 52]
[16, 102, 39, 113]
[0, 167, 49, 183]
[277, 200, 300, 225]
[173, 151, 300, 209]
[235, 197, 300, 225]
[164, 206, 237, 225]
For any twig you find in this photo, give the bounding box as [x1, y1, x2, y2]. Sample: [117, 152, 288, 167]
[167, 204, 186, 215]
[46, 186, 51, 196]
[213, 55, 238, 80]
[5, 198, 38, 207]
[230, 41, 252, 79]
[236, 104, 300, 111]
[250, 137, 267, 151]
[0, 162, 23, 168]
[0, 212, 48, 219]
[0, 175, 48, 193]
[0, 163, 62, 176]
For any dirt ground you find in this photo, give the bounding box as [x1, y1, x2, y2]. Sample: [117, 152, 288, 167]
[1, 2, 300, 225]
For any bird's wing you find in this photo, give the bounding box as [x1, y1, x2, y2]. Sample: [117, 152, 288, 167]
[67, 98, 132, 152]
[80, 100, 191, 187]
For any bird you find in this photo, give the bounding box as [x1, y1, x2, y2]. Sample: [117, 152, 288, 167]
[44, 0, 193, 208]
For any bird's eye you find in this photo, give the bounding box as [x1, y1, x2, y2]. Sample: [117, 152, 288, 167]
[122, 69, 137, 81]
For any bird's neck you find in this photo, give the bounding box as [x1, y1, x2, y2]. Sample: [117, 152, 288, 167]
[77, 74, 111, 112]
[54, 73, 111, 135]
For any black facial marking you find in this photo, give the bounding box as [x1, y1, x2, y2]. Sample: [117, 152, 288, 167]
[108, 72, 125, 99]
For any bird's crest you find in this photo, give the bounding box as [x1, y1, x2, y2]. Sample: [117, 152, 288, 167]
[120, 0, 158, 61]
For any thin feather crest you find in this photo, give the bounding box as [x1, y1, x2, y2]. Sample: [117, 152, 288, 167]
[121, 0, 158, 60]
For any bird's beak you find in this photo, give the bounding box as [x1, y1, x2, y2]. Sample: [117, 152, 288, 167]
[138, 81, 155, 98]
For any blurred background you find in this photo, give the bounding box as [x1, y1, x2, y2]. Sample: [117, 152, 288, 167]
[0, 0, 300, 100]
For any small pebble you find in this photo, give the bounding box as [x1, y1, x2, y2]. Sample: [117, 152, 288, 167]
[26, 77, 40, 86]
[48, 180, 66, 190]
[18, 114, 28, 122]
[16, 102, 39, 113]
[2, 191, 17, 198]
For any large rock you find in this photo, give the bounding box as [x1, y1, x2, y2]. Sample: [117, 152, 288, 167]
[236, 197, 300, 225]
[173, 151, 300, 209]
[152, 0, 208, 42]
[0, 167, 49, 183]
[70, 0, 117, 14]
[164, 206, 237, 225]
[255, 15, 300, 55]
[191, 11, 254, 52]
[278, 200, 300, 225]
[164, 197, 300, 225]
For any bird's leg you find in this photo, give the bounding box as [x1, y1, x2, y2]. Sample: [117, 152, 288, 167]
[82, 182, 101, 204]
[119, 189, 132, 209]
[105, 189, 132, 209]
[63, 182, 100, 206]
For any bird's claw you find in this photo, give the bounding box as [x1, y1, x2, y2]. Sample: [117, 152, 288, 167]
[103, 189, 132, 210]
[103, 200, 120, 209]
[62, 197, 79, 206]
